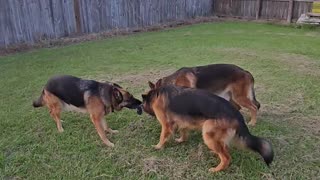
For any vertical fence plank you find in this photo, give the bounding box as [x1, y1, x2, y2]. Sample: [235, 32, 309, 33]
[256, 0, 262, 19]
[74, 0, 81, 33]
[287, 0, 294, 23]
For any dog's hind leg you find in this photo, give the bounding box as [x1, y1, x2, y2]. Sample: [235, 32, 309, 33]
[231, 82, 258, 126]
[44, 91, 64, 133]
[202, 120, 232, 173]
[100, 118, 119, 134]
[175, 128, 188, 143]
[230, 98, 241, 111]
[232, 96, 257, 126]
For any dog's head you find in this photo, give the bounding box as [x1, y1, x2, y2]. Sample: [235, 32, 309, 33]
[142, 79, 164, 116]
[111, 83, 142, 112]
[141, 87, 161, 116]
[98, 83, 142, 114]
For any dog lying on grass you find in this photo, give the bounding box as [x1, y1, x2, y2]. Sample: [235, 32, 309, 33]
[141, 85, 273, 172]
[33, 75, 142, 147]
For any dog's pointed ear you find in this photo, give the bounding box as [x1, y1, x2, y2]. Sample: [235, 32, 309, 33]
[148, 81, 155, 89]
[155, 79, 162, 88]
[141, 94, 147, 100]
[113, 83, 122, 88]
[113, 87, 123, 102]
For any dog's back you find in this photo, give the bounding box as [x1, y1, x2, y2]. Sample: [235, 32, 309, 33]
[195, 64, 248, 91]
[155, 64, 260, 126]
[159, 85, 242, 123]
[44, 75, 101, 107]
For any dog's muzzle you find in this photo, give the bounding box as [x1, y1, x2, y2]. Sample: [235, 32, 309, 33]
[120, 99, 143, 115]
[136, 105, 143, 115]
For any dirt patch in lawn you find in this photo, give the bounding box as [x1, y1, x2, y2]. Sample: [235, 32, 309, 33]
[88, 68, 175, 88]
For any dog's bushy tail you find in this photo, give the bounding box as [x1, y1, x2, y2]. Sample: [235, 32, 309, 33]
[33, 90, 45, 108]
[235, 113, 274, 166]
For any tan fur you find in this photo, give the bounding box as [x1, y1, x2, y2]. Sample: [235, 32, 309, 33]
[229, 76, 258, 126]
[43, 90, 64, 133]
[154, 67, 259, 126]
[148, 93, 239, 172]
[41, 90, 117, 147]
[174, 72, 197, 88]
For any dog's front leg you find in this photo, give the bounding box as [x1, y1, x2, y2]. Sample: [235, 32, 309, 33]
[101, 118, 119, 134]
[154, 124, 172, 150]
[153, 109, 172, 150]
[90, 114, 114, 147]
[48, 104, 64, 133]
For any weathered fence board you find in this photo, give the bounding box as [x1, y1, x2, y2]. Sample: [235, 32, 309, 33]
[214, 0, 257, 18]
[0, 0, 76, 46]
[78, 0, 213, 33]
[293, 1, 313, 18]
[214, 0, 313, 20]
[0, 0, 213, 47]
[260, 0, 289, 19]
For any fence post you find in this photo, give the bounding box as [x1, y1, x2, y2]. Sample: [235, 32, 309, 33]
[287, 0, 293, 23]
[74, 0, 81, 33]
[256, 0, 262, 20]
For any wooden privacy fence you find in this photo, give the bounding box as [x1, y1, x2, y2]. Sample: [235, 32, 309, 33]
[214, 0, 315, 22]
[0, 0, 213, 47]
[0, 0, 316, 48]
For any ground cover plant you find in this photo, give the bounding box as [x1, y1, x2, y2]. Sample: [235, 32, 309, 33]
[1, 22, 319, 179]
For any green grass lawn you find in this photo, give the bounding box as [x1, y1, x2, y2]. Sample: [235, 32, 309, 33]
[1, 22, 320, 179]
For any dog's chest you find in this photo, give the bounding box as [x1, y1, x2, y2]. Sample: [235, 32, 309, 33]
[62, 103, 87, 113]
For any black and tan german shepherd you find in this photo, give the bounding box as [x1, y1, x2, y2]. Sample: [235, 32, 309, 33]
[148, 64, 261, 126]
[33, 75, 142, 147]
[141, 85, 273, 172]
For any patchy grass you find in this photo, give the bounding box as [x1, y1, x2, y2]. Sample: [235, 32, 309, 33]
[1, 22, 320, 179]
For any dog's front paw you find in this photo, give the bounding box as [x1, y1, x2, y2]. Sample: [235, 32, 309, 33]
[175, 137, 184, 143]
[109, 129, 119, 134]
[153, 144, 163, 150]
[58, 127, 64, 133]
[106, 142, 115, 148]
[209, 167, 219, 173]
[248, 121, 256, 126]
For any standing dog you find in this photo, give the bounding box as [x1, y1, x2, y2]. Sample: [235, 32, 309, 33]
[148, 64, 260, 126]
[33, 75, 142, 147]
[141, 85, 273, 172]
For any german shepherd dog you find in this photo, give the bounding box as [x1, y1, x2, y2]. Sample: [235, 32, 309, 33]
[141, 85, 273, 172]
[33, 75, 142, 147]
[148, 64, 260, 126]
